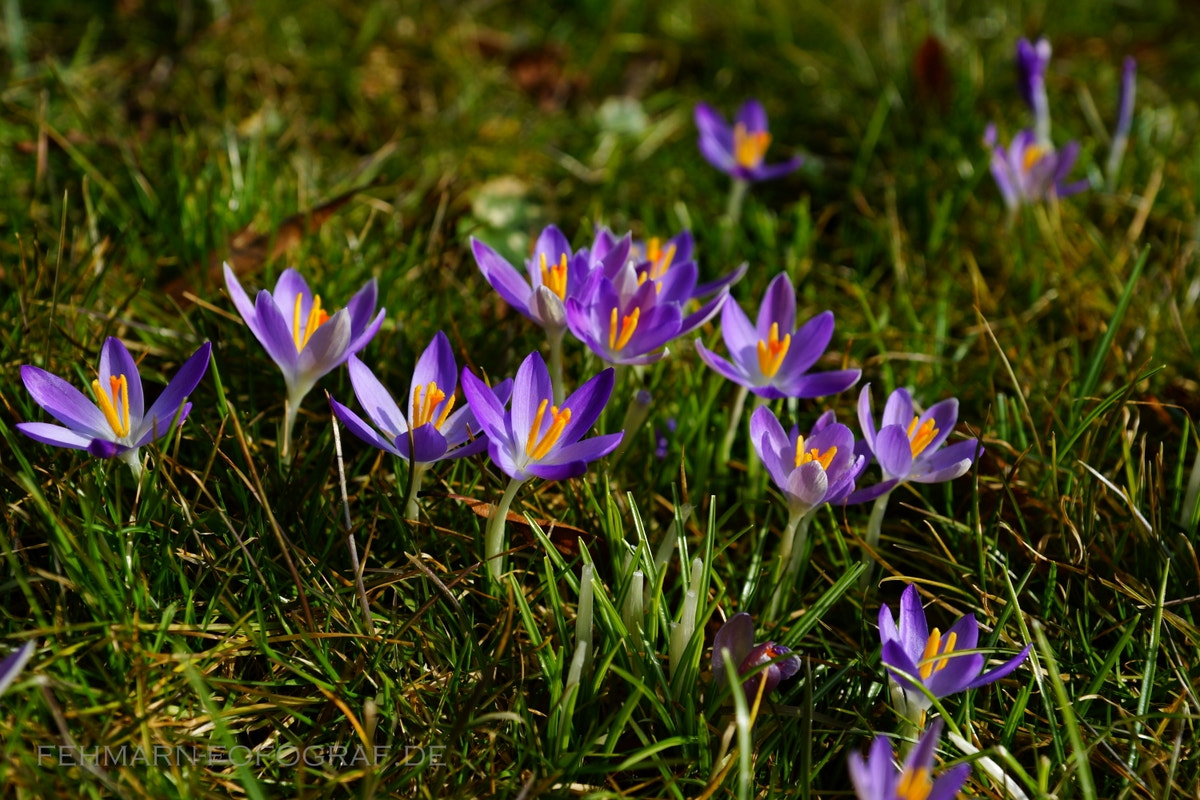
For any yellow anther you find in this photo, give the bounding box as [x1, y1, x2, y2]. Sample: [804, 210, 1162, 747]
[733, 122, 772, 169]
[1022, 144, 1045, 173]
[526, 398, 572, 460]
[755, 322, 791, 379]
[645, 238, 677, 282]
[93, 375, 131, 438]
[919, 628, 957, 680]
[897, 766, 934, 800]
[608, 307, 641, 352]
[411, 382, 455, 429]
[793, 435, 837, 470]
[907, 417, 940, 457]
[292, 293, 330, 351]
[540, 253, 569, 300]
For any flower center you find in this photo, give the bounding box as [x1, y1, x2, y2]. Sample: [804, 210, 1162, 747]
[907, 417, 940, 457]
[411, 381, 456, 429]
[1022, 144, 1045, 173]
[526, 398, 573, 461]
[733, 122, 771, 169]
[793, 435, 837, 470]
[918, 627, 958, 680]
[756, 322, 791, 379]
[93, 375, 131, 438]
[608, 307, 641, 352]
[540, 253, 569, 300]
[292, 293, 331, 351]
[897, 765, 934, 800]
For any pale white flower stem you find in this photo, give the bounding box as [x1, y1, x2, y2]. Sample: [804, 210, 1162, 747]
[719, 384, 749, 466]
[485, 478, 526, 584]
[859, 491, 892, 590]
[768, 509, 810, 621]
[402, 462, 428, 522]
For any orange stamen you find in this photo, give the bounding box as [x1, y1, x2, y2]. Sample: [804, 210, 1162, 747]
[897, 766, 934, 800]
[793, 435, 837, 470]
[540, 253, 569, 300]
[733, 122, 771, 169]
[907, 417, 940, 457]
[918, 628, 957, 680]
[292, 293, 330, 351]
[608, 307, 641, 352]
[93, 375, 131, 438]
[525, 398, 572, 460]
[755, 322, 791, 378]
[411, 382, 455, 429]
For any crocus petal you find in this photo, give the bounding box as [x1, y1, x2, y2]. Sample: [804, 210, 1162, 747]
[136, 342, 212, 444]
[897, 584, 930, 655]
[411, 332, 458, 405]
[713, 612, 756, 690]
[396, 424, 451, 463]
[881, 639, 925, 694]
[296, 309, 352, 379]
[536, 431, 623, 468]
[330, 397, 402, 457]
[929, 764, 972, 800]
[273, 268, 313, 318]
[344, 278, 379, 334]
[756, 273, 796, 340]
[920, 397, 960, 454]
[779, 311, 834, 375]
[223, 262, 260, 332]
[530, 225, 573, 283]
[848, 736, 898, 799]
[472, 238, 535, 316]
[460, 368, 512, 445]
[735, 99, 769, 133]
[874, 424, 915, 480]
[912, 438, 980, 483]
[347, 355, 408, 439]
[777, 369, 861, 399]
[695, 340, 749, 386]
[558, 367, 615, 445]
[695, 261, 748, 298]
[748, 157, 803, 181]
[857, 384, 878, 450]
[0, 642, 34, 697]
[784, 460, 829, 513]
[524, 459, 589, 481]
[695, 103, 735, 171]
[20, 366, 110, 439]
[511, 352, 554, 454]
[99, 337, 145, 424]
[16, 422, 98, 451]
[252, 289, 302, 371]
[88, 439, 121, 459]
[843, 479, 899, 505]
[964, 643, 1031, 691]
[880, 388, 914, 429]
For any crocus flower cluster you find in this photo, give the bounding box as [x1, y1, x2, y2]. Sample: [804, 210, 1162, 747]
[849, 720, 969, 800]
[329, 332, 513, 520]
[880, 584, 1031, 720]
[18, 338, 212, 478]
[711, 612, 800, 700]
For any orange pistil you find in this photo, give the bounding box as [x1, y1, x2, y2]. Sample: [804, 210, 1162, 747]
[907, 417, 939, 457]
[918, 627, 958, 680]
[540, 253, 569, 300]
[292, 293, 331, 351]
[755, 322, 791, 379]
[525, 398, 573, 461]
[733, 122, 771, 169]
[793, 435, 837, 470]
[93, 374, 131, 438]
[411, 382, 455, 429]
[608, 307, 641, 352]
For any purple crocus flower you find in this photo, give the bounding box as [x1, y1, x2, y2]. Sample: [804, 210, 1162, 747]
[694, 100, 802, 183]
[697, 273, 860, 400]
[461, 351, 623, 579]
[849, 385, 981, 504]
[329, 332, 513, 519]
[880, 584, 1031, 716]
[624, 229, 746, 299]
[711, 612, 800, 700]
[18, 337, 212, 478]
[1106, 57, 1137, 189]
[984, 125, 1088, 212]
[848, 720, 970, 800]
[751, 406, 867, 519]
[1016, 37, 1052, 145]
[470, 225, 631, 336]
[224, 263, 385, 461]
